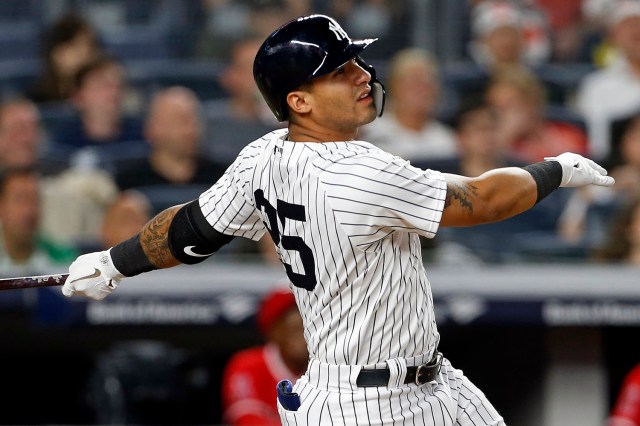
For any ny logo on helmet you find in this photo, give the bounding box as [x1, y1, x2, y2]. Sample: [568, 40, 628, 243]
[328, 21, 348, 42]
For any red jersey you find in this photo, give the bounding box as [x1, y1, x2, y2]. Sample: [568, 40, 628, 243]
[611, 365, 640, 425]
[221, 344, 300, 426]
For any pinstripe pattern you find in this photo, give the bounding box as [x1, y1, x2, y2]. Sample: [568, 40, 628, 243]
[199, 129, 505, 424]
[277, 358, 504, 425]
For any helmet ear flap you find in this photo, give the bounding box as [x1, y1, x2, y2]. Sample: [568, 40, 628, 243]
[355, 56, 385, 117]
[371, 81, 385, 117]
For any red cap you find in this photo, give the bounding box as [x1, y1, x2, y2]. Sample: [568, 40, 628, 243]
[257, 287, 297, 336]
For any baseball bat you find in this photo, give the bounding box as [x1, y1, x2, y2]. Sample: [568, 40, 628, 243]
[0, 273, 69, 291]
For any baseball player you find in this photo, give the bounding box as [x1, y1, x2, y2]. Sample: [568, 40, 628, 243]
[221, 285, 308, 425]
[62, 14, 615, 425]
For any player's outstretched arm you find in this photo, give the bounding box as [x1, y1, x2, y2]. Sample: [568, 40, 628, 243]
[440, 152, 614, 227]
[62, 201, 234, 300]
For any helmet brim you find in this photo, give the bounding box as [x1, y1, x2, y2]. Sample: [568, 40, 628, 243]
[312, 38, 377, 78]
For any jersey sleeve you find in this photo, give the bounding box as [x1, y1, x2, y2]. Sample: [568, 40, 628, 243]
[198, 147, 266, 241]
[321, 151, 447, 248]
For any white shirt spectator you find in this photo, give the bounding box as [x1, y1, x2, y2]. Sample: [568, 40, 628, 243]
[361, 115, 458, 163]
[575, 57, 640, 160]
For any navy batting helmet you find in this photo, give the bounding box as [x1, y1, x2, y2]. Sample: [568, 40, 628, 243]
[253, 14, 385, 122]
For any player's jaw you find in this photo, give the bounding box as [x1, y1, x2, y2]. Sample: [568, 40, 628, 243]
[325, 61, 378, 129]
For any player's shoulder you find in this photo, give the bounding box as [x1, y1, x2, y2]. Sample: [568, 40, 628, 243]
[229, 128, 287, 170]
[313, 139, 388, 160]
[238, 128, 288, 155]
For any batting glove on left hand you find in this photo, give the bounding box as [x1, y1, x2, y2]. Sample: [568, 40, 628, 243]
[544, 153, 615, 188]
[62, 249, 124, 301]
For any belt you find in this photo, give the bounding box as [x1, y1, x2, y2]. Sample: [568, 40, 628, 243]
[356, 352, 443, 387]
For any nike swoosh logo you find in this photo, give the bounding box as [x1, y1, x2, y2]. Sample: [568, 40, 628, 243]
[184, 246, 216, 257]
[70, 268, 101, 283]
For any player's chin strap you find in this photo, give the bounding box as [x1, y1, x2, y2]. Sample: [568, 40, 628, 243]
[355, 55, 386, 117]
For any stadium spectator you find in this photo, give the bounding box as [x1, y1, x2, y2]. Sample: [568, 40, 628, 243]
[485, 66, 588, 163]
[196, 0, 309, 59]
[591, 192, 640, 265]
[0, 97, 118, 249]
[26, 13, 102, 105]
[0, 166, 77, 277]
[433, 95, 570, 264]
[443, 96, 525, 176]
[468, 0, 551, 70]
[360, 47, 457, 168]
[558, 113, 640, 247]
[203, 33, 280, 164]
[100, 190, 152, 250]
[534, 0, 587, 62]
[221, 284, 307, 426]
[50, 55, 144, 157]
[444, 1, 552, 119]
[113, 86, 226, 193]
[0, 97, 67, 176]
[574, 0, 640, 161]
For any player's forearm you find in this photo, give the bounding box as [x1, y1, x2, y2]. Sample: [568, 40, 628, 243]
[139, 205, 183, 269]
[441, 167, 538, 226]
[110, 200, 235, 277]
[472, 167, 538, 222]
[109, 205, 183, 277]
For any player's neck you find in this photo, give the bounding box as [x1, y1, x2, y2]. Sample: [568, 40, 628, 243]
[287, 122, 357, 143]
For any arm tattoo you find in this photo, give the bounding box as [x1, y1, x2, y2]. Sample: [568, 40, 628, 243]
[139, 205, 182, 268]
[444, 180, 477, 216]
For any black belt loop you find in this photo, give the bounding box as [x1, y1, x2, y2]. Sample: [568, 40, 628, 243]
[356, 352, 443, 387]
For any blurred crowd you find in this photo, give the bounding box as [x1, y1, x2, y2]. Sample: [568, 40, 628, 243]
[1, 0, 640, 281]
[1, 2, 640, 425]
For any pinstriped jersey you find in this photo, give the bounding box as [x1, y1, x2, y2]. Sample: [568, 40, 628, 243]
[199, 129, 447, 366]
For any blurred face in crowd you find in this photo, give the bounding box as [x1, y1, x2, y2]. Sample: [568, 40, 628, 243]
[457, 106, 501, 159]
[389, 53, 440, 119]
[611, 15, 640, 64]
[0, 101, 41, 168]
[74, 62, 125, 117]
[485, 76, 544, 139]
[0, 172, 40, 243]
[483, 25, 523, 65]
[220, 38, 263, 101]
[146, 88, 203, 158]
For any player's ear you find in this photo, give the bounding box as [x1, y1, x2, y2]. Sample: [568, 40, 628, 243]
[286, 90, 312, 116]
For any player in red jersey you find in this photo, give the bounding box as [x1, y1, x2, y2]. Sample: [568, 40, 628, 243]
[609, 364, 640, 426]
[221, 285, 308, 426]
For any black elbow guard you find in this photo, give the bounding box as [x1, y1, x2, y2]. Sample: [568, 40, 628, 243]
[168, 200, 235, 264]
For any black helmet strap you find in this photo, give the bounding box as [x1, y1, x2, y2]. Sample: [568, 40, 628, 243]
[355, 56, 385, 117]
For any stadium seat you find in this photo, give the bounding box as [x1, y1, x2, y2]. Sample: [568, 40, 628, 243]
[101, 28, 170, 61]
[88, 340, 209, 425]
[0, 59, 40, 98]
